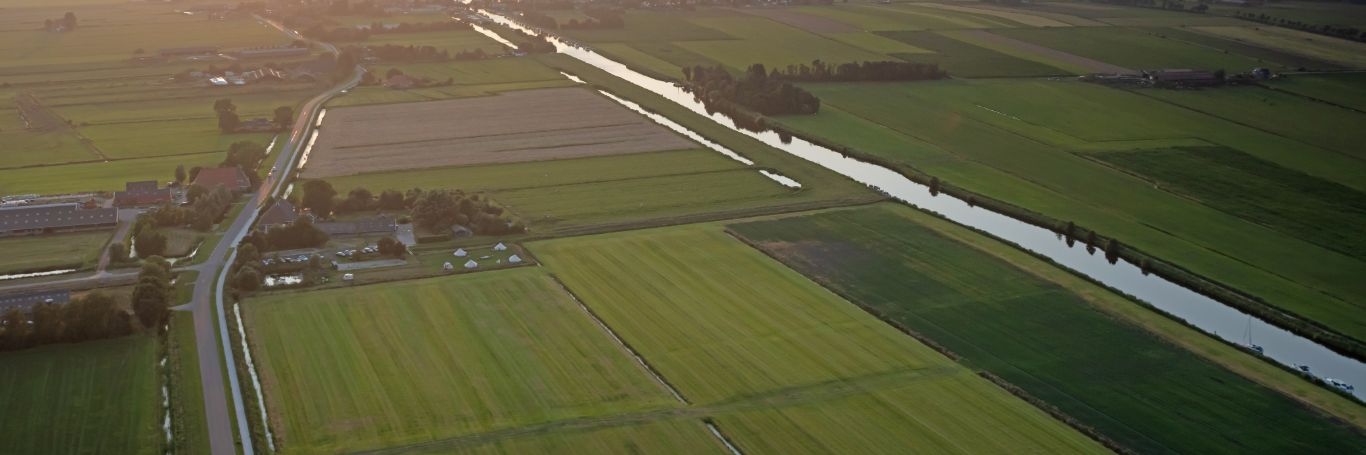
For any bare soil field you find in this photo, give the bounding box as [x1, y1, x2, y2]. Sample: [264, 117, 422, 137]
[738, 7, 861, 33]
[302, 88, 697, 178]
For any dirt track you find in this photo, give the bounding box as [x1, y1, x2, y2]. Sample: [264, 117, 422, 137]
[303, 88, 697, 178]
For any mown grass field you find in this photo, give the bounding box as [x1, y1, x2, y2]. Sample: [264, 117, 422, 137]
[0, 335, 161, 455]
[0, 230, 111, 274]
[364, 30, 510, 57]
[531, 226, 1106, 453]
[994, 26, 1275, 70]
[1157, 27, 1345, 71]
[244, 268, 679, 453]
[1137, 85, 1366, 160]
[776, 79, 1366, 341]
[0, 150, 223, 195]
[411, 419, 726, 454]
[0, 10, 287, 68]
[671, 15, 888, 72]
[1191, 25, 1366, 68]
[1269, 72, 1366, 111]
[1093, 145, 1366, 258]
[879, 30, 1070, 77]
[730, 205, 1366, 454]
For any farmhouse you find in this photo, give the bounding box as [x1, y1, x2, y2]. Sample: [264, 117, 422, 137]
[258, 200, 299, 231]
[0, 290, 71, 313]
[236, 47, 310, 59]
[0, 203, 116, 235]
[1145, 69, 1221, 87]
[113, 181, 171, 207]
[192, 167, 252, 193]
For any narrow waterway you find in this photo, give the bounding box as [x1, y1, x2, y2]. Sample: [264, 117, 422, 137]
[480, 11, 1365, 397]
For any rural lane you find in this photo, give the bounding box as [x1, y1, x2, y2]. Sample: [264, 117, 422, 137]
[192, 20, 360, 455]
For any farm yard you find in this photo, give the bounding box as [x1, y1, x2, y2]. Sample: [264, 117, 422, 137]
[0, 335, 162, 455]
[303, 87, 696, 178]
[729, 205, 1366, 453]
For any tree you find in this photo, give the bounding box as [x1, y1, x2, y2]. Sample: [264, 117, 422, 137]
[185, 184, 209, 204]
[377, 236, 406, 258]
[135, 230, 168, 258]
[385, 67, 404, 78]
[273, 106, 293, 129]
[341, 188, 373, 213]
[378, 189, 405, 210]
[175, 165, 187, 185]
[0, 308, 31, 350]
[214, 99, 239, 133]
[411, 189, 460, 232]
[301, 179, 337, 217]
[132, 258, 172, 329]
[234, 266, 262, 292]
[108, 243, 127, 263]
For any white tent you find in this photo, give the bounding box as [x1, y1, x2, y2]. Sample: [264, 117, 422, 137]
[493, 242, 508, 251]
[508, 254, 522, 264]
[442, 262, 454, 271]
[453, 248, 467, 257]
[464, 259, 478, 269]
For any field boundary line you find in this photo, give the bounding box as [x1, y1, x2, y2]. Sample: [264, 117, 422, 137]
[546, 273, 691, 404]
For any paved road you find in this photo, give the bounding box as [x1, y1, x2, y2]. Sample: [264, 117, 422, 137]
[192, 20, 360, 455]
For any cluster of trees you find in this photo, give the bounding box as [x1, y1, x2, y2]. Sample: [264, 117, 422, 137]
[42, 12, 77, 32]
[683, 64, 820, 116]
[243, 216, 330, 252]
[132, 185, 234, 258]
[411, 189, 525, 235]
[377, 236, 407, 258]
[301, 179, 524, 235]
[1234, 12, 1366, 42]
[0, 259, 173, 352]
[214, 98, 240, 133]
[303, 20, 472, 42]
[767, 60, 947, 82]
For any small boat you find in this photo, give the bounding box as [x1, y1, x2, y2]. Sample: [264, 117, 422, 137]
[1242, 317, 1263, 354]
[1327, 378, 1355, 392]
[1294, 364, 1311, 374]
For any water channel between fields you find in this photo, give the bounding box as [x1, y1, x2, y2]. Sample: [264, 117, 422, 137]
[478, 11, 1365, 398]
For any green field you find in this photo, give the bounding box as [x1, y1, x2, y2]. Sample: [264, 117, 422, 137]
[364, 30, 509, 57]
[168, 311, 210, 454]
[412, 420, 727, 454]
[0, 130, 95, 168]
[531, 226, 1106, 453]
[244, 268, 679, 453]
[0, 12, 287, 68]
[1157, 27, 1345, 71]
[0, 230, 112, 274]
[879, 31, 1070, 77]
[0, 150, 221, 194]
[1093, 145, 1366, 258]
[730, 205, 1366, 454]
[672, 15, 888, 72]
[1137, 85, 1366, 160]
[1269, 72, 1366, 111]
[1191, 26, 1366, 68]
[0, 335, 161, 454]
[994, 26, 1276, 70]
[775, 79, 1366, 341]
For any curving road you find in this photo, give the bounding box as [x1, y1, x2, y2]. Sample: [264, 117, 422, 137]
[192, 20, 359, 455]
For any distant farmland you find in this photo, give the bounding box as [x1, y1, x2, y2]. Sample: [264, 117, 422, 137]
[303, 87, 696, 178]
[532, 226, 1107, 453]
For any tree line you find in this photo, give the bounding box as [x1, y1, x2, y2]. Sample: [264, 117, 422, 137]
[0, 259, 173, 352]
[767, 60, 947, 82]
[300, 180, 526, 236]
[349, 44, 489, 63]
[683, 64, 821, 116]
[42, 12, 77, 32]
[1234, 12, 1366, 43]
